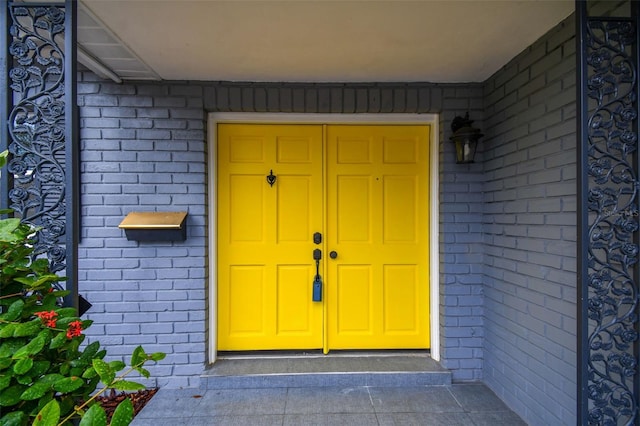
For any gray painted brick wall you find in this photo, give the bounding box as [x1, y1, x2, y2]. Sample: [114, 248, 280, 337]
[78, 78, 208, 388]
[439, 87, 485, 381]
[78, 78, 485, 387]
[482, 15, 577, 426]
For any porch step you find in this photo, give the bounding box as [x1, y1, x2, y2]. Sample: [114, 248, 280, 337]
[201, 351, 451, 389]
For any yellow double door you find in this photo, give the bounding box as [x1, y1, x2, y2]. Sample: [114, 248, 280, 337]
[217, 123, 430, 352]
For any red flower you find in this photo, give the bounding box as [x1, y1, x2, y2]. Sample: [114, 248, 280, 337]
[66, 320, 83, 339]
[35, 310, 58, 328]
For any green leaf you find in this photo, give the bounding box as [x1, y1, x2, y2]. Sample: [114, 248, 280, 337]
[28, 275, 64, 290]
[0, 219, 21, 242]
[12, 358, 33, 375]
[30, 360, 51, 377]
[0, 375, 10, 392]
[112, 380, 145, 391]
[108, 360, 126, 372]
[70, 367, 85, 377]
[49, 331, 67, 349]
[0, 340, 25, 358]
[12, 319, 41, 337]
[79, 404, 107, 426]
[77, 341, 101, 365]
[53, 376, 84, 393]
[92, 359, 115, 385]
[0, 411, 27, 426]
[0, 384, 26, 406]
[55, 317, 77, 328]
[110, 398, 133, 426]
[0, 324, 16, 338]
[20, 381, 51, 400]
[39, 374, 64, 384]
[0, 299, 24, 322]
[82, 366, 97, 379]
[34, 393, 54, 413]
[130, 346, 146, 367]
[150, 352, 166, 362]
[33, 399, 60, 426]
[15, 374, 33, 385]
[13, 331, 47, 359]
[40, 293, 58, 308]
[134, 367, 150, 379]
[55, 307, 78, 318]
[67, 333, 84, 350]
[13, 277, 35, 286]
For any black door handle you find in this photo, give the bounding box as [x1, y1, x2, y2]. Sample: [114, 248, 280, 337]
[329, 251, 338, 259]
[313, 249, 322, 302]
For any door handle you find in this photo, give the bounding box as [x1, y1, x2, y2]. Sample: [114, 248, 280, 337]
[329, 251, 338, 259]
[313, 232, 322, 244]
[313, 249, 322, 302]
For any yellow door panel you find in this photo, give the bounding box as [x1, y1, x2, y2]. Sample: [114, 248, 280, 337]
[227, 266, 265, 335]
[276, 136, 314, 163]
[336, 176, 372, 243]
[228, 175, 265, 242]
[277, 176, 314, 242]
[383, 265, 419, 332]
[336, 265, 373, 334]
[336, 136, 373, 164]
[276, 265, 316, 333]
[228, 136, 266, 163]
[326, 125, 430, 350]
[383, 176, 417, 243]
[217, 124, 324, 350]
[382, 135, 420, 164]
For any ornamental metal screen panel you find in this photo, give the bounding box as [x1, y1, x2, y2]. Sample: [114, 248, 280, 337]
[578, 2, 640, 425]
[1, 1, 78, 308]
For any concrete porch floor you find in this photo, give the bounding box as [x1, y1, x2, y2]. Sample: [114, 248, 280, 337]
[201, 351, 453, 389]
[131, 352, 527, 425]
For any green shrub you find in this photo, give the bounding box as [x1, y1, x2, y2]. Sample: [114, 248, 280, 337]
[0, 150, 165, 425]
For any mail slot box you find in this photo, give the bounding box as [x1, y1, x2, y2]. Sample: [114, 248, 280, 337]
[119, 211, 188, 241]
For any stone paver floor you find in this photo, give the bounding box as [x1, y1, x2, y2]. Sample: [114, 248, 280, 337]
[131, 383, 527, 426]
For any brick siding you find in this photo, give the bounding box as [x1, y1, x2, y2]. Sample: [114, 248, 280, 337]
[78, 79, 484, 387]
[78, 77, 209, 388]
[482, 15, 577, 425]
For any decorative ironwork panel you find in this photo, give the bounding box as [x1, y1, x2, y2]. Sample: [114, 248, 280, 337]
[580, 8, 640, 426]
[2, 1, 78, 307]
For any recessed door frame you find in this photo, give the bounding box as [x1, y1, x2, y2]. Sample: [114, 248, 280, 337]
[207, 112, 440, 364]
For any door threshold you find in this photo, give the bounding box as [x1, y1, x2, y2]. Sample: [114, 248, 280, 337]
[216, 349, 431, 360]
[203, 349, 448, 389]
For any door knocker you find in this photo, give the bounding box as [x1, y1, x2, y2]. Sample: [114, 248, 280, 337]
[266, 170, 276, 187]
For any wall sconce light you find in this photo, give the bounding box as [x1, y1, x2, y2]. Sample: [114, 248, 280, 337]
[449, 112, 483, 164]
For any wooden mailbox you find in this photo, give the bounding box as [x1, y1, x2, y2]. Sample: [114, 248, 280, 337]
[119, 211, 188, 241]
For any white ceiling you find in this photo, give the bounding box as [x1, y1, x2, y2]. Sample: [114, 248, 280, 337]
[77, 0, 575, 83]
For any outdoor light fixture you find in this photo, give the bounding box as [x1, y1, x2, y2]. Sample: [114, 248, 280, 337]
[449, 113, 483, 164]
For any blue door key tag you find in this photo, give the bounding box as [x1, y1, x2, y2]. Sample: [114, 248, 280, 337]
[313, 276, 322, 302]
